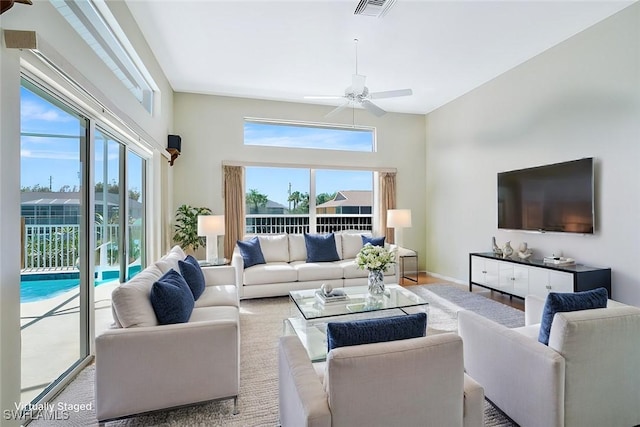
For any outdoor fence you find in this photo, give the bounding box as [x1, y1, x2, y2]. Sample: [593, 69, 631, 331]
[246, 214, 372, 235]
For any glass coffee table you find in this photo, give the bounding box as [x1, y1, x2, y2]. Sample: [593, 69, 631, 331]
[284, 284, 428, 362]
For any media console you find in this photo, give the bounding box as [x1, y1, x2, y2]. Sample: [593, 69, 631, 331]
[469, 252, 611, 299]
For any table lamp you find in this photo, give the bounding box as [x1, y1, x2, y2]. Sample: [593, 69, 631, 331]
[197, 215, 225, 264]
[387, 209, 412, 248]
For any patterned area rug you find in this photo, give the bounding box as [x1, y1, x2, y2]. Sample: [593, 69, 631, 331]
[32, 284, 522, 426]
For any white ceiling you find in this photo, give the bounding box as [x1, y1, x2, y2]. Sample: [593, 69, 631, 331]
[125, 0, 635, 116]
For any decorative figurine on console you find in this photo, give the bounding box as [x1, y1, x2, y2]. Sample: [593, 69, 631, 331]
[492, 237, 503, 257]
[502, 241, 514, 259]
[517, 242, 533, 260]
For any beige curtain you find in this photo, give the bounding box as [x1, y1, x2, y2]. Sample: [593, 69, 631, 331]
[224, 165, 245, 260]
[380, 172, 397, 244]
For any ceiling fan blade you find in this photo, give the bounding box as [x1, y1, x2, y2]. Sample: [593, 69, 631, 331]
[325, 102, 350, 118]
[304, 95, 345, 100]
[351, 74, 366, 94]
[370, 88, 413, 99]
[361, 100, 386, 117]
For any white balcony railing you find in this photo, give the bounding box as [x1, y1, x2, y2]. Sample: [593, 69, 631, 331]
[246, 214, 372, 235]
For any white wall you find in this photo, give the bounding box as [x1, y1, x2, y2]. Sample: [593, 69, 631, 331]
[0, 2, 173, 423]
[172, 93, 426, 265]
[425, 3, 640, 305]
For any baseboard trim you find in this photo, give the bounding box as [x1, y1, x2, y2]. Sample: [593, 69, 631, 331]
[425, 270, 466, 286]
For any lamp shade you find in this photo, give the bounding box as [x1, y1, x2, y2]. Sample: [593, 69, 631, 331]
[197, 215, 225, 236]
[387, 209, 412, 228]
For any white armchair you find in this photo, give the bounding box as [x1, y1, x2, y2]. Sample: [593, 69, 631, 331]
[458, 295, 640, 427]
[278, 333, 484, 427]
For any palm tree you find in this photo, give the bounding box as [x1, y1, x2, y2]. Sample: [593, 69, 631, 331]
[246, 189, 268, 213]
[288, 191, 302, 210]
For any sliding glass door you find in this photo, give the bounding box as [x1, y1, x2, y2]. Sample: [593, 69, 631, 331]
[20, 79, 89, 404]
[19, 77, 148, 407]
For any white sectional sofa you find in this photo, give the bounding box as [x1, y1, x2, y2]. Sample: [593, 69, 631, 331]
[232, 233, 397, 299]
[95, 246, 240, 423]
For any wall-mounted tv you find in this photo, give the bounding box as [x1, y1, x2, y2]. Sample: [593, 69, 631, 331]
[498, 158, 594, 234]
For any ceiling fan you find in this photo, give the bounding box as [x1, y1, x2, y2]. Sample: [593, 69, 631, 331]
[304, 39, 412, 118]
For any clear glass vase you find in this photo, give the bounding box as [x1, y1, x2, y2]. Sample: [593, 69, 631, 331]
[368, 269, 385, 295]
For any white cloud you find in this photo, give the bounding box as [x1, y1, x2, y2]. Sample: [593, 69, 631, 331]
[21, 99, 73, 123]
[21, 149, 79, 161]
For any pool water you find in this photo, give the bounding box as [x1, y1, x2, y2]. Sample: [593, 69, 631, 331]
[20, 265, 142, 303]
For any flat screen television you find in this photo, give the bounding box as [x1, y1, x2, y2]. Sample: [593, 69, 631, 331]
[497, 158, 594, 234]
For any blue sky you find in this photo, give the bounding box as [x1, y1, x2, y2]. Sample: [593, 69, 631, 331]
[21, 85, 142, 194]
[246, 167, 372, 207]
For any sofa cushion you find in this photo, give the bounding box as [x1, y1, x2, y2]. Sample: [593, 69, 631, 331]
[111, 264, 163, 328]
[150, 269, 195, 325]
[237, 236, 266, 268]
[155, 245, 186, 273]
[178, 255, 206, 300]
[538, 287, 608, 345]
[189, 305, 239, 323]
[288, 234, 307, 262]
[195, 285, 239, 308]
[258, 234, 289, 263]
[305, 233, 340, 262]
[362, 235, 385, 247]
[338, 260, 369, 279]
[294, 261, 343, 282]
[327, 312, 427, 351]
[341, 233, 366, 259]
[244, 262, 298, 286]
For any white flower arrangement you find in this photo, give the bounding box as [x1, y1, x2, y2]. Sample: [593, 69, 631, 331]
[355, 243, 396, 272]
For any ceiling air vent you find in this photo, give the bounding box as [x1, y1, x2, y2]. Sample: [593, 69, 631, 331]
[354, 0, 397, 18]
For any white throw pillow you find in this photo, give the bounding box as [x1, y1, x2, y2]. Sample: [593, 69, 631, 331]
[341, 233, 369, 259]
[258, 234, 289, 263]
[111, 264, 163, 328]
[288, 234, 307, 262]
[155, 245, 186, 273]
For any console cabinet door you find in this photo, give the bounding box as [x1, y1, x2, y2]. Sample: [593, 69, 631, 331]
[471, 257, 500, 290]
[498, 264, 515, 294]
[549, 271, 573, 293]
[511, 266, 529, 297]
[528, 268, 574, 298]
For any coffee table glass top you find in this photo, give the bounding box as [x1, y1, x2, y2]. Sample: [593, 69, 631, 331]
[289, 284, 427, 320]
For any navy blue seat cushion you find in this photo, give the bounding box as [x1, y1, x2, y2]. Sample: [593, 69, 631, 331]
[327, 312, 427, 351]
[237, 236, 266, 268]
[538, 287, 608, 345]
[304, 233, 340, 262]
[150, 269, 195, 325]
[178, 255, 206, 300]
[362, 235, 385, 247]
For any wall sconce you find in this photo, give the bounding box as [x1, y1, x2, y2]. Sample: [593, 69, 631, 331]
[197, 215, 225, 264]
[387, 209, 412, 248]
[167, 134, 181, 166]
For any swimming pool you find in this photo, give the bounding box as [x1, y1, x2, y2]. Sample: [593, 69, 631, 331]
[20, 265, 142, 303]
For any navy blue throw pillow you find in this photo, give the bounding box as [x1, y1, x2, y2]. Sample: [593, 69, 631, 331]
[304, 233, 340, 262]
[538, 287, 608, 345]
[237, 236, 266, 268]
[327, 312, 427, 351]
[178, 255, 206, 300]
[362, 235, 385, 247]
[150, 269, 195, 325]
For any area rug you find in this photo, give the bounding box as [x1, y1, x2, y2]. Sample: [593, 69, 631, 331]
[32, 284, 523, 426]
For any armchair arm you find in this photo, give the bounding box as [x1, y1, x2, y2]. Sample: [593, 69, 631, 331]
[463, 374, 484, 427]
[201, 265, 235, 286]
[458, 310, 565, 427]
[231, 248, 245, 297]
[525, 294, 546, 326]
[96, 316, 239, 421]
[278, 336, 331, 427]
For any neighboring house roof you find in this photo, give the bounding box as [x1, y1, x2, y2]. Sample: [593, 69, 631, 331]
[317, 191, 372, 208]
[21, 192, 141, 207]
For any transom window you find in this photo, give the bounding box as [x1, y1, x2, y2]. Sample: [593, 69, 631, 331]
[244, 119, 375, 152]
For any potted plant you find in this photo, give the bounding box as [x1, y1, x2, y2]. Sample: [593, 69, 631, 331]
[173, 204, 212, 253]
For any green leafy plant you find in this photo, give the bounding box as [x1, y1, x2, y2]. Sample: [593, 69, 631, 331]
[173, 204, 212, 252]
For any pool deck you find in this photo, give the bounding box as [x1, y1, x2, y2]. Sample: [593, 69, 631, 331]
[20, 280, 118, 404]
